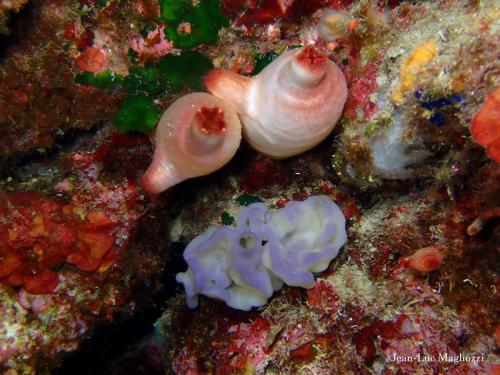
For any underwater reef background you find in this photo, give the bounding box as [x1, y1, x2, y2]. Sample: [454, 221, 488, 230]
[0, 0, 499, 374]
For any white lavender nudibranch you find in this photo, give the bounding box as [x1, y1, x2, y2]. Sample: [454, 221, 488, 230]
[176, 195, 348, 311]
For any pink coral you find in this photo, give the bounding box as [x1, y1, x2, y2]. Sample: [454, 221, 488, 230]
[130, 25, 173, 63]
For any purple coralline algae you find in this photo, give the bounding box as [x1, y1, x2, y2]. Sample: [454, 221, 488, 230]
[176, 195, 347, 311]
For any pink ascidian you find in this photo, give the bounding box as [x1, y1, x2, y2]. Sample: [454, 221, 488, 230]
[205, 45, 347, 159]
[141, 93, 242, 194]
[405, 244, 446, 273]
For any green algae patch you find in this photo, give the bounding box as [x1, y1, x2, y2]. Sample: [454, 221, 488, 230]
[75, 53, 212, 95]
[112, 51, 212, 96]
[160, 0, 190, 22]
[236, 194, 264, 206]
[75, 70, 123, 89]
[253, 51, 280, 75]
[123, 66, 166, 96]
[158, 51, 213, 92]
[114, 95, 160, 132]
[221, 211, 235, 225]
[160, 0, 229, 49]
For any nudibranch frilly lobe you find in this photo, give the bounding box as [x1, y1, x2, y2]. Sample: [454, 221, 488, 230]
[142, 46, 348, 193]
[205, 45, 348, 159]
[141, 92, 242, 194]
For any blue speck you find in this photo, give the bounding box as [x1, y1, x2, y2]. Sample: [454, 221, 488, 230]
[429, 112, 446, 126]
[417, 93, 464, 109]
[421, 97, 452, 110]
[450, 94, 463, 103]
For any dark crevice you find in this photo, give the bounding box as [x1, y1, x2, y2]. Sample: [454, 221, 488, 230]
[0, 123, 106, 179]
[0, 1, 35, 62]
[52, 148, 260, 374]
[54, 235, 187, 375]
